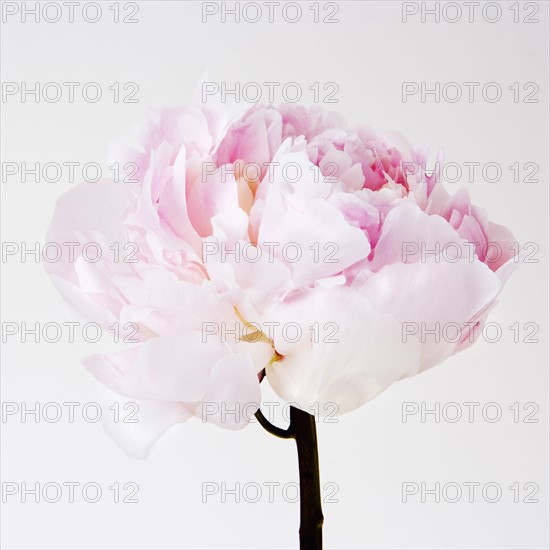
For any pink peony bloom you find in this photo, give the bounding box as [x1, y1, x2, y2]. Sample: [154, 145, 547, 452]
[45, 96, 518, 457]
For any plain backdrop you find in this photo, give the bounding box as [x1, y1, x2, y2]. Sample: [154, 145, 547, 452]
[1, 1, 549, 549]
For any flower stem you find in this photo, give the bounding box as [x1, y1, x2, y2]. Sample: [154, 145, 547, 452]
[291, 406, 324, 549]
[255, 406, 324, 549]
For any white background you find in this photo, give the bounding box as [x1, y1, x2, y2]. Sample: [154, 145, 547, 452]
[1, 1, 549, 549]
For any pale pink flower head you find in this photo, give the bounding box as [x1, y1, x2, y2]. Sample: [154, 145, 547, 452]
[45, 95, 518, 457]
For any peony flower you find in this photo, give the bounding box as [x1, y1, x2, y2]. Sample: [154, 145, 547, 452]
[44, 93, 518, 457]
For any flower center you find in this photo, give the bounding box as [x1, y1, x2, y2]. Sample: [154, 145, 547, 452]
[233, 306, 283, 365]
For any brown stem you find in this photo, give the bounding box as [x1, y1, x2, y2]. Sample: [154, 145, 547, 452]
[255, 406, 324, 549]
[290, 406, 324, 549]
